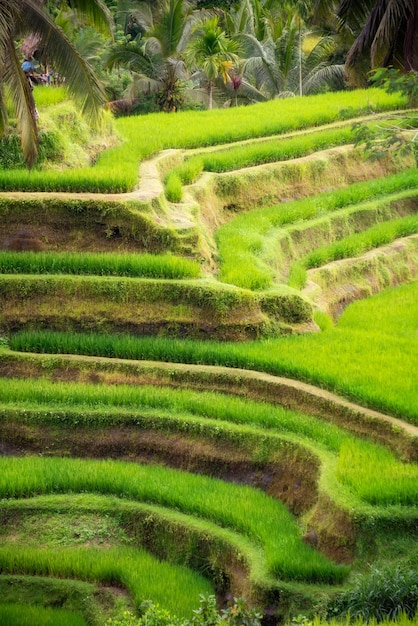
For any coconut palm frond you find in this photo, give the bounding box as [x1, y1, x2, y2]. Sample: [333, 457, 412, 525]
[125, 73, 162, 99]
[0, 87, 8, 136]
[313, 0, 338, 23]
[3, 38, 37, 167]
[74, 28, 103, 65]
[67, 0, 113, 35]
[106, 38, 143, 71]
[338, 0, 376, 32]
[305, 36, 336, 70]
[243, 52, 282, 97]
[304, 63, 345, 94]
[226, 0, 253, 36]
[134, 2, 155, 32]
[238, 31, 265, 58]
[153, 0, 188, 57]
[370, 0, 412, 66]
[275, 26, 298, 86]
[222, 75, 267, 103]
[19, 3, 105, 125]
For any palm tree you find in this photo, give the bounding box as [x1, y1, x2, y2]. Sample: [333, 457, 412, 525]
[0, 0, 111, 167]
[185, 16, 242, 108]
[106, 0, 192, 112]
[314, 0, 418, 84]
[241, 12, 344, 98]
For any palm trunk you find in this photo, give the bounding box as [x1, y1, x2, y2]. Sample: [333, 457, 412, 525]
[299, 20, 303, 97]
[208, 80, 213, 109]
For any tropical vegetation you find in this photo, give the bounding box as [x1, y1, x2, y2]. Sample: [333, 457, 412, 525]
[0, 2, 417, 626]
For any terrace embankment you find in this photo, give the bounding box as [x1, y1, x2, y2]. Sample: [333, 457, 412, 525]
[305, 234, 418, 318]
[1, 350, 417, 461]
[0, 274, 313, 340]
[0, 422, 319, 517]
[192, 149, 412, 225]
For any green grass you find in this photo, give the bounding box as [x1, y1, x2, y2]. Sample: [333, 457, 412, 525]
[0, 375, 417, 505]
[0, 89, 406, 192]
[192, 125, 355, 173]
[0, 544, 211, 618]
[0, 378, 348, 452]
[0, 603, 87, 626]
[9, 281, 417, 422]
[34, 86, 70, 108]
[0, 251, 200, 280]
[337, 442, 418, 506]
[0, 575, 115, 626]
[0, 455, 348, 583]
[216, 169, 418, 290]
[164, 172, 183, 202]
[302, 214, 418, 270]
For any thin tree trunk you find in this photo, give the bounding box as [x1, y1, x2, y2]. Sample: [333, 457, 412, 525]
[208, 80, 213, 109]
[299, 20, 303, 97]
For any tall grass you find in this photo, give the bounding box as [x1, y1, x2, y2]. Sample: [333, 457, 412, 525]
[303, 214, 418, 269]
[0, 251, 200, 279]
[0, 455, 348, 583]
[0, 377, 416, 504]
[337, 442, 418, 506]
[0, 603, 87, 626]
[0, 545, 211, 618]
[194, 126, 355, 173]
[216, 169, 418, 289]
[0, 378, 348, 452]
[9, 281, 418, 422]
[0, 89, 406, 192]
[34, 86, 69, 108]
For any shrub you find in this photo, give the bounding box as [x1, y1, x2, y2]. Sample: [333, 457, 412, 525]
[105, 595, 262, 626]
[327, 566, 418, 622]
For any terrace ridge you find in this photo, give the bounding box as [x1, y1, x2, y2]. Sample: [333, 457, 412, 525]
[6, 349, 417, 447]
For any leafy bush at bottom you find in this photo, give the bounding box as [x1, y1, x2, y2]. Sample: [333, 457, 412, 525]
[106, 595, 262, 626]
[327, 566, 418, 622]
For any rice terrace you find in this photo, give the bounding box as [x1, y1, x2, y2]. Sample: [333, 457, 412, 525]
[0, 5, 418, 623]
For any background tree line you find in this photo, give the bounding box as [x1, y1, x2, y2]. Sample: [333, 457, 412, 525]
[1, 0, 417, 164]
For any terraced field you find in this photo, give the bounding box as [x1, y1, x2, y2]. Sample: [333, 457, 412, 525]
[0, 88, 417, 625]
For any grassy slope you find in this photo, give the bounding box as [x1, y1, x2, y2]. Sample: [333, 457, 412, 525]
[1, 88, 417, 623]
[11, 280, 417, 422]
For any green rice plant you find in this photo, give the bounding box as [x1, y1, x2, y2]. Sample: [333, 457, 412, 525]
[0, 455, 348, 583]
[112, 89, 403, 154]
[0, 251, 200, 280]
[0, 377, 349, 452]
[0, 492, 273, 601]
[0, 545, 211, 618]
[216, 169, 418, 289]
[199, 126, 354, 173]
[336, 442, 418, 505]
[0, 372, 416, 504]
[8, 281, 418, 422]
[287, 262, 307, 289]
[165, 172, 183, 202]
[0, 575, 108, 626]
[313, 310, 334, 332]
[0, 603, 87, 626]
[34, 86, 70, 108]
[0, 89, 406, 192]
[303, 214, 418, 269]
[173, 157, 204, 184]
[0, 276, 261, 323]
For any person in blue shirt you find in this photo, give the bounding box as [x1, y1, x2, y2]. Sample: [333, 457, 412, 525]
[22, 58, 35, 74]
